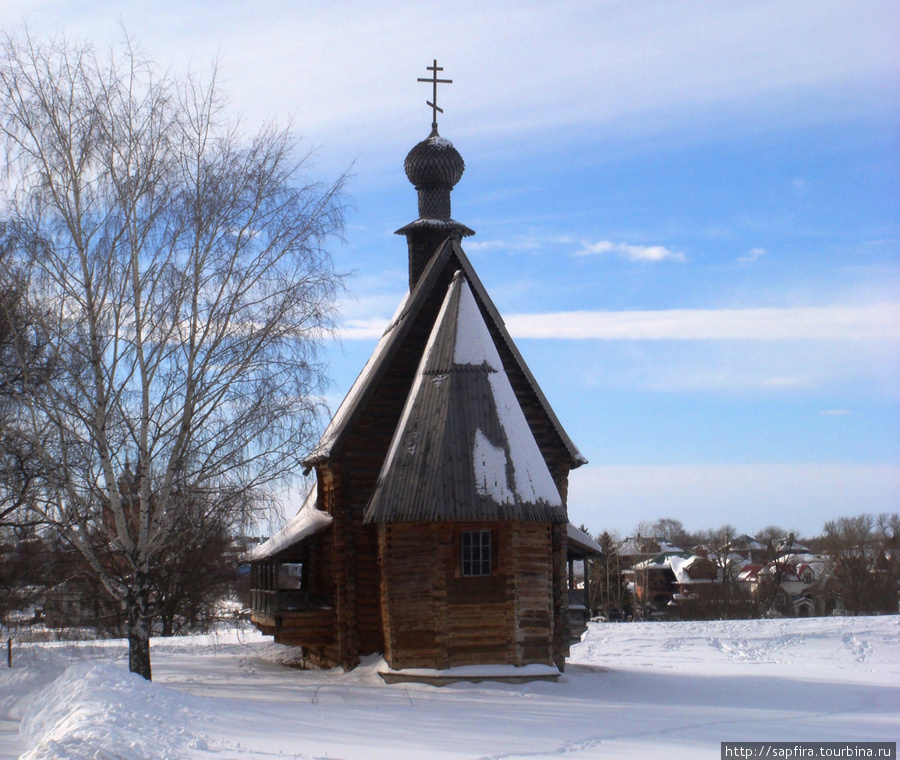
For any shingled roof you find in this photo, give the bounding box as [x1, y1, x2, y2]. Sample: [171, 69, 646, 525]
[305, 238, 586, 471]
[364, 272, 566, 524]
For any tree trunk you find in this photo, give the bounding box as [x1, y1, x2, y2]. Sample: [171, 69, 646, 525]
[127, 583, 152, 680]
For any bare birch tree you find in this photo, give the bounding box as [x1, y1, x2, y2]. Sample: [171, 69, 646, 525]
[0, 29, 345, 678]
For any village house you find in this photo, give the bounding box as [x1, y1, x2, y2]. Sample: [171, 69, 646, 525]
[727, 534, 768, 564]
[247, 66, 597, 679]
[628, 550, 721, 613]
[737, 552, 831, 617]
[616, 536, 683, 572]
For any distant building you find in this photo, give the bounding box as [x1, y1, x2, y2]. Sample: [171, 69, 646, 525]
[728, 534, 767, 564]
[617, 536, 683, 570]
[738, 553, 832, 617]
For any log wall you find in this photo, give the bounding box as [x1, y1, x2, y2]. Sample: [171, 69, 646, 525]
[379, 521, 557, 670]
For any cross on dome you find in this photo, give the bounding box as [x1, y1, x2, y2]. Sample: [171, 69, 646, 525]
[417, 59, 452, 134]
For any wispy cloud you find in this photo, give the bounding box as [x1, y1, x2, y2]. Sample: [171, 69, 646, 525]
[503, 303, 900, 340]
[576, 240, 685, 263]
[821, 409, 852, 416]
[738, 247, 766, 264]
[337, 303, 900, 342]
[338, 318, 392, 340]
[466, 235, 573, 254]
[762, 377, 807, 388]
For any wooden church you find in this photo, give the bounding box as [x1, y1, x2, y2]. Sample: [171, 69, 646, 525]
[248, 64, 598, 677]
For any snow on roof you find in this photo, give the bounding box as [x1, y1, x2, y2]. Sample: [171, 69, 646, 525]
[484, 363, 562, 506]
[669, 555, 707, 584]
[733, 534, 766, 550]
[779, 552, 825, 566]
[365, 274, 564, 523]
[567, 524, 603, 556]
[776, 538, 811, 554]
[452, 278, 563, 508]
[737, 564, 764, 582]
[768, 554, 828, 580]
[305, 239, 586, 472]
[631, 550, 693, 571]
[427, 134, 455, 148]
[710, 552, 753, 570]
[629, 552, 719, 583]
[246, 489, 332, 561]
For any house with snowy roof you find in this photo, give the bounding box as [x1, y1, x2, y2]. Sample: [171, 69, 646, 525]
[617, 536, 684, 570]
[728, 534, 768, 564]
[629, 551, 719, 613]
[247, 70, 595, 678]
[737, 553, 832, 617]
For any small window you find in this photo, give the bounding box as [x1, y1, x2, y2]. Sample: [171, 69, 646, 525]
[461, 530, 492, 576]
[278, 562, 303, 590]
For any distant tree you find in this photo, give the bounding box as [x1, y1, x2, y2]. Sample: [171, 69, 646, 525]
[648, 517, 694, 549]
[756, 525, 790, 562]
[823, 513, 899, 614]
[589, 530, 629, 618]
[151, 487, 243, 636]
[701, 524, 741, 603]
[0, 29, 345, 678]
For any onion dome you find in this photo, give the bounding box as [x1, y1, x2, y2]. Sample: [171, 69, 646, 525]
[403, 130, 465, 221]
[405, 131, 465, 193]
[397, 130, 475, 289]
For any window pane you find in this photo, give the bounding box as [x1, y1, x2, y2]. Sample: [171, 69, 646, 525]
[461, 530, 491, 576]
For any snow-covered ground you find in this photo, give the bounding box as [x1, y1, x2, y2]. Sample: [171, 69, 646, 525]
[1, 615, 897, 759]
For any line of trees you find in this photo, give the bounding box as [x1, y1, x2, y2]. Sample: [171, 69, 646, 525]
[0, 27, 346, 679]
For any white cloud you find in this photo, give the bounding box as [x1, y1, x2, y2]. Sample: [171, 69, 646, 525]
[738, 247, 766, 263]
[821, 409, 852, 416]
[337, 318, 391, 341]
[465, 235, 572, 254]
[5, 0, 894, 169]
[576, 240, 685, 263]
[337, 303, 900, 343]
[762, 376, 807, 388]
[503, 303, 900, 341]
[567, 463, 900, 538]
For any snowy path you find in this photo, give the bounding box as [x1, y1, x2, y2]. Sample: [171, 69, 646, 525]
[2, 616, 898, 759]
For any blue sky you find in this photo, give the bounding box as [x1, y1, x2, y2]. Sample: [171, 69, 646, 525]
[6, 0, 898, 538]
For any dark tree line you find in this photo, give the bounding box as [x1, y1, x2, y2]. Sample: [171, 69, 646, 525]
[822, 513, 899, 615]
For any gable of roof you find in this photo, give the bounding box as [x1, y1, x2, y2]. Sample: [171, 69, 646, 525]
[304, 238, 586, 472]
[737, 564, 764, 582]
[732, 534, 765, 550]
[365, 272, 566, 524]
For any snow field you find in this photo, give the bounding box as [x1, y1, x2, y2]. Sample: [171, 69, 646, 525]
[1, 616, 897, 760]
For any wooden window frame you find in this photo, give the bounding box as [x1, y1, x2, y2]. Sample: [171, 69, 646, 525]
[459, 528, 496, 577]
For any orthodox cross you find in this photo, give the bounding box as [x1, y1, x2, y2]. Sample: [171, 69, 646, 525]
[418, 59, 452, 133]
